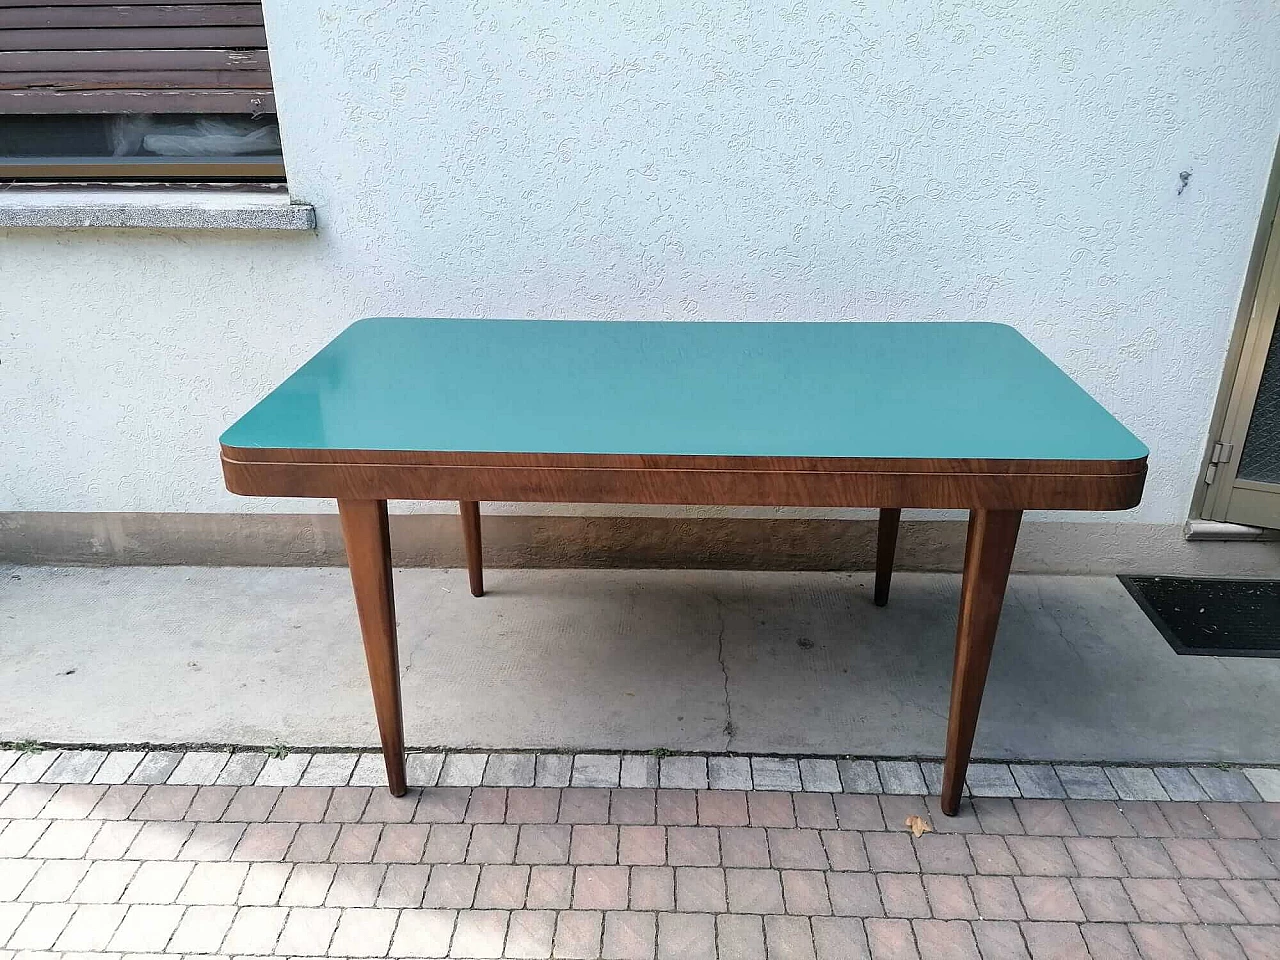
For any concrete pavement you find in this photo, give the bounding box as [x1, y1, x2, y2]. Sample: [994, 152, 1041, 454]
[3, 565, 1279, 765]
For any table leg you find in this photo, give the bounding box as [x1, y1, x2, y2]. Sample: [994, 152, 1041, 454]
[338, 499, 407, 796]
[460, 500, 484, 597]
[874, 507, 901, 606]
[941, 508, 1021, 815]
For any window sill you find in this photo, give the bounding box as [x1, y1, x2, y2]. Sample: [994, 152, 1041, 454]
[0, 185, 315, 231]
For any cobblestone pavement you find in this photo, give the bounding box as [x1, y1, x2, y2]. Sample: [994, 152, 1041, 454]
[1, 750, 1279, 958]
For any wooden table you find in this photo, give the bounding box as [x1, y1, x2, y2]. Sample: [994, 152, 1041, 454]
[221, 318, 1147, 814]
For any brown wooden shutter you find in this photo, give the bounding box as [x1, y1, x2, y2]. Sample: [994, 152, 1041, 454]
[0, 0, 274, 114]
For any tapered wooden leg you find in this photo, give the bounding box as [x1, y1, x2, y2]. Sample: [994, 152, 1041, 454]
[941, 509, 1021, 816]
[874, 508, 901, 607]
[338, 499, 406, 796]
[459, 500, 484, 597]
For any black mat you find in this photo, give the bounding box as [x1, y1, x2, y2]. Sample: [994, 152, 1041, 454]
[1120, 576, 1280, 657]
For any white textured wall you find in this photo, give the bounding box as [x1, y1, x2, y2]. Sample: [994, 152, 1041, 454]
[3, 0, 1279, 523]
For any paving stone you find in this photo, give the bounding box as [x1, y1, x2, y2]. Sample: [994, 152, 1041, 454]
[708, 756, 751, 791]
[390, 907, 456, 957]
[1128, 923, 1197, 960]
[676, 866, 728, 912]
[214, 753, 267, 787]
[274, 904, 341, 954]
[609, 789, 655, 828]
[571, 824, 621, 865]
[1103, 767, 1169, 801]
[1013, 799, 1077, 837]
[1153, 767, 1210, 801]
[620, 754, 659, 788]
[165, 752, 229, 786]
[54, 902, 129, 951]
[1079, 922, 1140, 959]
[1118, 801, 1174, 838]
[913, 919, 980, 959]
[526, 865, 574, 910]
[1181, 878, 1248, 924]
[1010, 765, 1067, 799]
[630, 866, 675, 911]
[1019, 921, 1089, 959]
[474, 863, 530, 908]
[1065, 801, 1134, 839]
[572, 754, 621, 788]
[972, 798, 1025, 835]
[404, 751, 445, 788]
[328, 906, 399, 956]
[921, 762, 944, 795]
[91, 751, 145, 785]
[555, 909, 604, 958]
[658, 911, 715, 959]
[574, 865, 629, 910]
[696, 791, 747, 828]
[0, 749, 20, 779]
[506, 909, 556, 959]
[348, 752, 389, 787]
[1190, 768, 1262, 802]
[438, 753, 488, 787]
[1243, 767, 1280, 802]
[837, 760, 882, 794]
[764, 914, 817, 960]
[1123, 878, 1197, 922]
[811, 916, 869, 959]
[1014, 876, 1085, 921]
[794, 793, 837, 829]
[751, 758, 802, 792]
[877, 761, 927, 795]
[5, 750, 58, 784]
[1054, 766, 1118, 800]
[1182, 924, 1249, 960]
[254, 752, 310, 787]
[300, 752, 359, 787]
[879, 873, 930, 919]
[1202, 803, 1264, 839]
[970, 920, 1030, 960]
[865, 917, 921, 959]
[966, 763, 1020, 798]
[41, 783, 107, 820]
[1070, 877, 1138, 921]
[123, 751, 180, 785]
[1232, 925, 1280, 958]
[969, 877, 1026, 921]
[660, 756, 708, 790]
[535, 754, 573, 787]
[377, 863, 431, 908]
[507, 787, 561, 824]
[40, 751, 108, 785]
[484, 752, 535, 787]
[563, 787, 612, 824]
[1112, 837, 1177, 878]
[718, 914, 767, 960]
[798, 759, 841, 793]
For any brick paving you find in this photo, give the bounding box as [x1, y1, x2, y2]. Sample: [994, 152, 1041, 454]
[0, 751, 1278, 957]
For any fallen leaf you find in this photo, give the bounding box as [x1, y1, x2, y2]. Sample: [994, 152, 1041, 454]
[904, 814, 932, 838]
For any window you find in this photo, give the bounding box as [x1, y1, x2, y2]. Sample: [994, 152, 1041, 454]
[0, 0, 283, 181]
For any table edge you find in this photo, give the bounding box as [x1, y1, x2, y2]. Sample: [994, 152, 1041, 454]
[220, 443, 1148, 477]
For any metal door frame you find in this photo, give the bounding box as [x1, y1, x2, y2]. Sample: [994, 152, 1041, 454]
[1193, 136, 1280, 528]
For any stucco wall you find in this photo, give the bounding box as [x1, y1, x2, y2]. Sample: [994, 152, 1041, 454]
[3, 0, 1279, 524]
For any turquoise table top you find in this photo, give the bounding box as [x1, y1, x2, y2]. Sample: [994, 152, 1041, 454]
[221, 318, 1147, 462]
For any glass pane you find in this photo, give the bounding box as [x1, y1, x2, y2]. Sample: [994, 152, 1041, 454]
[0, 113, 282, 161]
[1238, 307, 1280, 484]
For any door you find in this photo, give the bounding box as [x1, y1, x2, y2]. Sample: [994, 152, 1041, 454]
[1203, 198, 1280, 528]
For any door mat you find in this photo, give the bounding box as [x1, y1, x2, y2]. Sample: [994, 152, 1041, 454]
[1120, 575, 1280, 657]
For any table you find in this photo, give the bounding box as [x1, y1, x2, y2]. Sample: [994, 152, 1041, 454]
[221, 318, 1147, 814]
